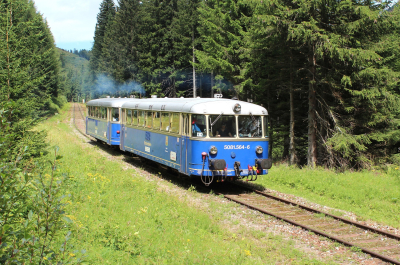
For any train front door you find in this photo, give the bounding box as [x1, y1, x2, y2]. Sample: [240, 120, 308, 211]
[180, 114, 189, 174]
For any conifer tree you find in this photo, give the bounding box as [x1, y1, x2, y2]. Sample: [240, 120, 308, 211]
[100, 0, 142, 83]
[196, 0, 251, 98]
[249, 0, 400, 168]
[90, 0, 116, 74]
[0, 0, 62, 157]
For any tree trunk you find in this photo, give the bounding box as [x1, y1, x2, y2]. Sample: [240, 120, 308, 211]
[211, 70, 214, 98]
[307, 43, 317, 167]
[267, 87, 273, 159]
[192, 31, 196, 98]
[199, 72, 202, 97]
[289, 53, 297, 165]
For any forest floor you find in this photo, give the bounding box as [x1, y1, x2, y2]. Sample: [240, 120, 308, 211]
[36, 103, 391, 264]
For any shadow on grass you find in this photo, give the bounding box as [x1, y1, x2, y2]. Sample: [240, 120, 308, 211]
[86, 138, 258, 197]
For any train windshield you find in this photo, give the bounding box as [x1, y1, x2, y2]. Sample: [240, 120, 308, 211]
[209, 115, 236, 138]
[238, 115, 262, 138]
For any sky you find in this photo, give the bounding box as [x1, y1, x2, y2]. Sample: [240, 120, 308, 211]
[33, 0, 103, 51]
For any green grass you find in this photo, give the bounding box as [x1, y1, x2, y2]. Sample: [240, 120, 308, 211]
[37, 104, 327, 264]
[256, 165, 400, 227]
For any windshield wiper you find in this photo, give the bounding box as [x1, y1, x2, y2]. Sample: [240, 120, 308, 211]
[211, 112, 223, 127]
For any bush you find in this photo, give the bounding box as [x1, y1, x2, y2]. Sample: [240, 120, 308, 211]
[0, 110, 76, 264]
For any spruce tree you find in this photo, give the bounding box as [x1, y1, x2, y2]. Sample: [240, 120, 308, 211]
[90, 0, 116, 74]
[0, 0, 61, 157]
[249, 0, 400, 168]
[196, 0, 252, 98]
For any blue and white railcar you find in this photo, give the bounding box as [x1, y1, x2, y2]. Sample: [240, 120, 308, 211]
[120, 98, 272, 185]
[86, 98, 137, 145]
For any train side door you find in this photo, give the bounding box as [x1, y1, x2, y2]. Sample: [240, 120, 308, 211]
[120, 109, 125, 151]
[181, 114, 189, 174]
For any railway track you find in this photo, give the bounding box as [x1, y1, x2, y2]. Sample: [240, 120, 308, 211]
[71, 103, 400, 264]
[72, 102, 90, 139]
[211, 182, 400, 264]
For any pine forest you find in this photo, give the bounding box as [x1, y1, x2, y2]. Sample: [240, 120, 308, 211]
[86, 0, 400, 169]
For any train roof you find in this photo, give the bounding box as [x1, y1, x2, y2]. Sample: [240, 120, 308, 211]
[122, 98, 268, 115]
[86, 98, 136, 108]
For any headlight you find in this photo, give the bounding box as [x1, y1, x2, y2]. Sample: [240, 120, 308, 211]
[233, 103, 241, 113]
[256, 146, 263, 154]
[209, 146, 218, 155]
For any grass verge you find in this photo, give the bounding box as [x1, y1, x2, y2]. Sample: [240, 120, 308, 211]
[37, 104, 326, 264]
[256, 165, 400, 227]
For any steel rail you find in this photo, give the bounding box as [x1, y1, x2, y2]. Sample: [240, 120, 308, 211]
[251, 189, 400, 241]
[72, 103, 91, 139]
[220, 183, 400, 265]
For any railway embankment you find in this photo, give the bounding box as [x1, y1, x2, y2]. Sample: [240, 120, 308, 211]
[35, 103, 396, 264]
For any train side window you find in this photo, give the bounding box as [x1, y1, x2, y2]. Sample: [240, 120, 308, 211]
[191, 114, 206, 137]
[112, 108, 119, 122]
[88, 107, 91, 117]
[127, 110, 132, 125]
[145, 111, 152, 129]
[263, 116, 269, 138]
[161, 112, 170, 131]
[153, 112, 160, 130]
[138, 111, 145, 126]
[170, 113, 180, 134]
[95, 107, 99, 118]
[182, 114, 189, 136]
[102, 108, 106, 119]
[133, 110, 138, 126]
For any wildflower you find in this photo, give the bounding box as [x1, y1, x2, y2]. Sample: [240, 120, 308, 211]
[244, 250, 251, 256]
[69, 253, 75, 257]
[85, 215, 89, 218]
[87, 195, 91, 200]
[187, 239, 190, 242]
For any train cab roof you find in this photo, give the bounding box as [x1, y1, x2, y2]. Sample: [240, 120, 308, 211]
[121, 98, 268, 116]
[86, 98, 139, 108]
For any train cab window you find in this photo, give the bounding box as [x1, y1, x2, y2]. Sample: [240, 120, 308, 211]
[127, 110, 132, 125]
[133, 110, 138, 125]
[138, 111, 145, 126]
[238, 115, 262, 138]
[145, 111, 152, 128]
[170, 113, 180, 134]
[161, 113, 170, 131]
[263, 116, 269, 138]
[209, 115, 236, 138]
[191, 114, 206, 137]
[153, 112, 161, 130]
[112, 108, 119, 122]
